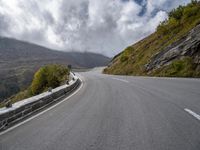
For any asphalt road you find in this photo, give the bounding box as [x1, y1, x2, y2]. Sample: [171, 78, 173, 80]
[0, 68, 200, 150]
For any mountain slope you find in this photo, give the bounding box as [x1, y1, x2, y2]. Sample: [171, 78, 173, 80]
[0, 37, 110, 101]
[0, 37, 110, 68]
[104, 1, 200, 77]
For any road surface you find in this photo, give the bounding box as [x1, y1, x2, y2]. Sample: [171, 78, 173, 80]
[0, 68, 200, 150]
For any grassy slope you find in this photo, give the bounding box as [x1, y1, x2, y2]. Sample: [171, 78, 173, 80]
[151, 57, 200, 77]
[104, 1, 200, 77]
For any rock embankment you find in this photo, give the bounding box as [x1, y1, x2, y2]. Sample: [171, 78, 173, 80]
[146, 24, 200, 72]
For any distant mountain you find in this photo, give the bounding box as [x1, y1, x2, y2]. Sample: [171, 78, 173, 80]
[0, 37, 110, 101]
[0, 37, 110, 68]
[104, 1, 200, 77]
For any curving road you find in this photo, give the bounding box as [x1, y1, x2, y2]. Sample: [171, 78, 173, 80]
[0, 68, 200, 150]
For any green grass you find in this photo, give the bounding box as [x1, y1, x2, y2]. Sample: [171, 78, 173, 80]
[151, 57, 200, 77]
[104, 1, 200, 77]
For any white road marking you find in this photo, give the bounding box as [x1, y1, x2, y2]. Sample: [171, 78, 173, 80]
[127, 76, 200, 81]
[0, 76, 84, 136]
[184, 108, 200, 121]
[112, 77, 129, 83]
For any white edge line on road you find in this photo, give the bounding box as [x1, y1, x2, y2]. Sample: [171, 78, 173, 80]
[0, 75, 84, 136]
[112, 77, 129, 83]
[184, 108, 200, 121]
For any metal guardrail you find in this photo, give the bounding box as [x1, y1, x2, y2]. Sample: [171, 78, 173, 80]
[0, 73, 81, 131]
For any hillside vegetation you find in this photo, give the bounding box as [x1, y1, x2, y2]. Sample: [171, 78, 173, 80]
[0, 64, 69, 107]
[0, 37, 110, 102]
[31, 64, 69, 95]
[104, 0, 200, 77]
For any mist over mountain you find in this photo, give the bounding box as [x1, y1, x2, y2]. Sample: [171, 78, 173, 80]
[0, 37, 110, 68]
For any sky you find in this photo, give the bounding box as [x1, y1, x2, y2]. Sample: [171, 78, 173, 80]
[0, 0, 190, 56]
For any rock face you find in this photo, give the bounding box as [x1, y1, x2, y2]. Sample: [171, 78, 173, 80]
[146, 24, 200, 71]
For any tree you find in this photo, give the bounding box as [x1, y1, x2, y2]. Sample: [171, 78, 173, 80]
[169, 5, 184, 20]
[31, 64, 69, 95]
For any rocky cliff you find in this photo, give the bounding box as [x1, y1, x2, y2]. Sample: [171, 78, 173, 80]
[146, 24, 200, 72]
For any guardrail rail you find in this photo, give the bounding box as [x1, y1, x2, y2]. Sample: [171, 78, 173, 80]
[0, 73, 81, 131]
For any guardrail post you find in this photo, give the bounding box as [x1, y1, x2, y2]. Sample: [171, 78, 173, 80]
[0, 73, 80, 131]
[5, 101, 12, 108]
[48, 87, 52, 92]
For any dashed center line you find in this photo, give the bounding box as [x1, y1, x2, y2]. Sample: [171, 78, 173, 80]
[184, 108, 200, 121]
[112, 77, 129, 83]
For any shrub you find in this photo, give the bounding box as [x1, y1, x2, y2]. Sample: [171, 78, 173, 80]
[119, 46, 134, 63]
[183, 6, 199, 18]
[168, 17, 180, 28]
[124, 46, 133, 55]
[157, 0, 200, 35]
[120, 55, 128, 62]
[157, 21, 169, 35]
[31, 64, 69, 95]
[169, 5, 184, 20]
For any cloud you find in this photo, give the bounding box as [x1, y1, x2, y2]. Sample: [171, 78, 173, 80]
[0, 0, 190, 56]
